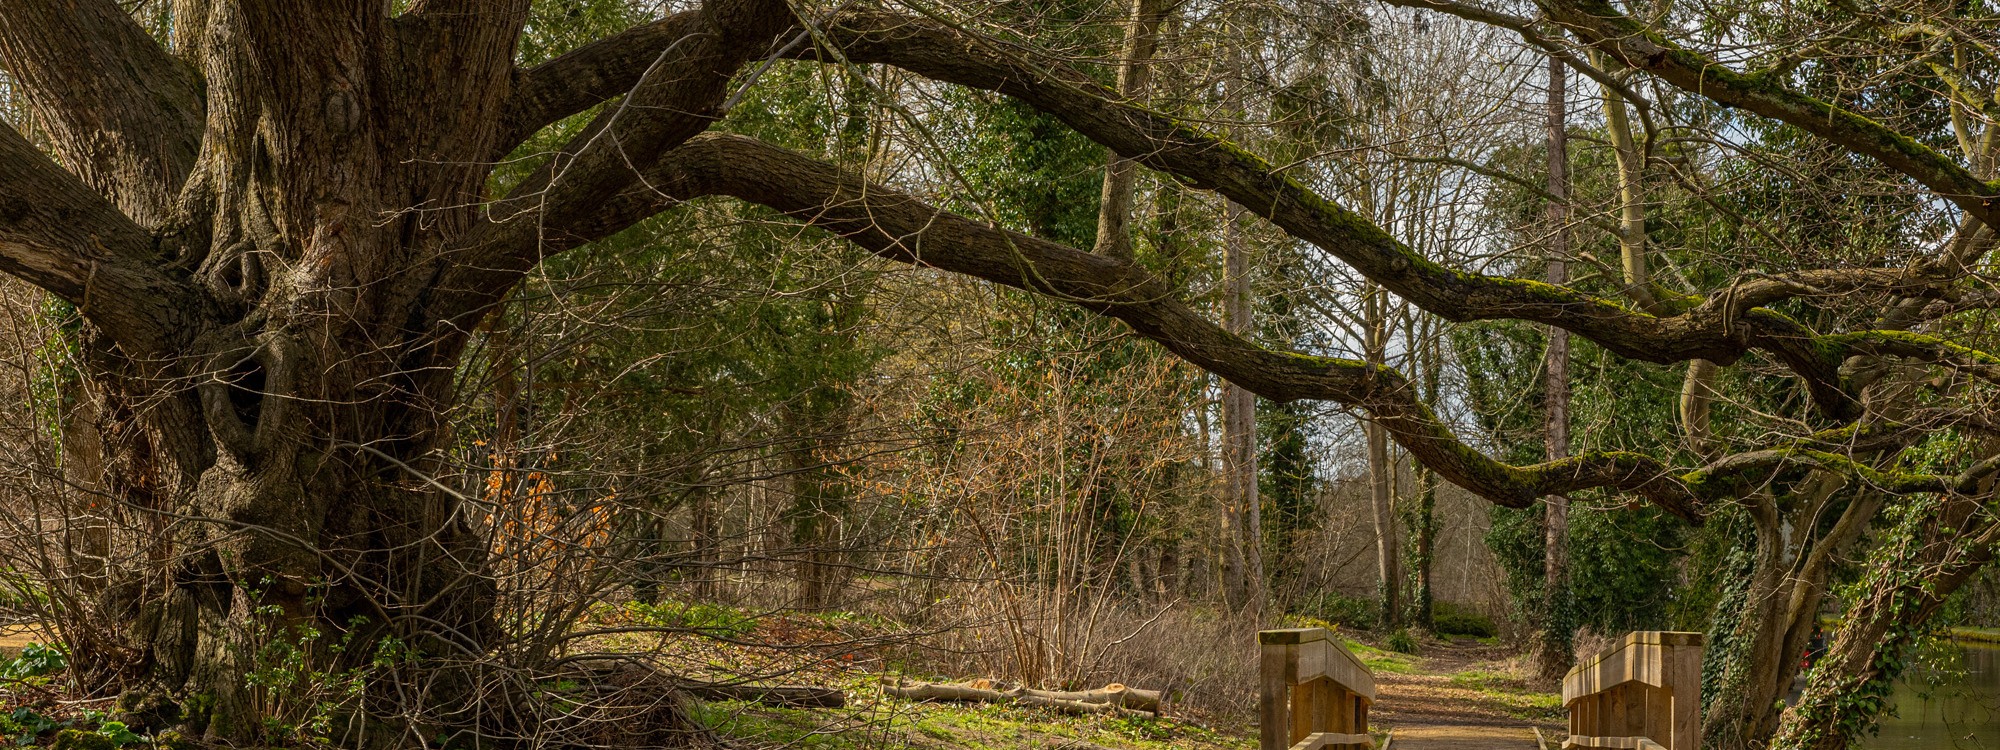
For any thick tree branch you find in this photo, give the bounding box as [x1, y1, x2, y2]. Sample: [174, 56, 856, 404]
[575, 135, 2000, 519]
[495, 12, 703, 156]
[0, 0, 204, 227]
[577, 132, 1712, 518]
[486, 7, 1969, 420]
[424, 0, 794, 342]
[397, 0, 534, 169]
[0, 120, 191, 352]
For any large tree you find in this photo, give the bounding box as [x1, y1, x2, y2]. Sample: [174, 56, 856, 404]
[3, 0, 1998, 748]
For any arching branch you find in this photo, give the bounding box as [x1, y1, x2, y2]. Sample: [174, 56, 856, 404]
[578, 132, 1713, 519]
[777, 8, 1892, 415]
[421, 0, 795, 347]
[561, 134, 2000, 520]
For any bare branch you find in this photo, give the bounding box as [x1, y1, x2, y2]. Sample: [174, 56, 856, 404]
[424, 0, 795, 338]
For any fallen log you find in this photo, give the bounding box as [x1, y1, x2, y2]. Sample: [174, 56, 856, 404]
[1039, 683, 1162, 713]
[881, 678, 1164, 717]
[678, 680, 847, 708]
[558, 657, 847, 708]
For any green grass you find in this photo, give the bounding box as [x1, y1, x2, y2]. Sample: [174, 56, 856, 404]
[1343, 639, 1419, 674]
[696, 694, 1247, 750]
[1448, 669, 1512, 688]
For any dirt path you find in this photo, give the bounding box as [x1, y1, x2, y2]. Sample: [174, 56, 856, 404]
[0, 622, 43, 657]
[1391, 724, 1542, 749]
[1360, 637, 1562, 749]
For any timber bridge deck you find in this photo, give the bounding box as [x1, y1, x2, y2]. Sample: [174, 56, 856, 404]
[1259, 628, 1703, 750]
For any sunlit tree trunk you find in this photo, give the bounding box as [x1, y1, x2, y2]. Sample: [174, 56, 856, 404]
[1092, 0, 1167, 262]
[1363, 285, 1400, 629]
[1222, 203, 1263, 613]
[1537, 52, 1575, 682]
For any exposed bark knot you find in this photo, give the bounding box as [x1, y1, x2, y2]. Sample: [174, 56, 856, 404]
[196, 332, 295, 464]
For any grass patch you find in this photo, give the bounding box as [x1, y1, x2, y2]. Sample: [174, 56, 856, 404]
[1344, 639, 1418, 674]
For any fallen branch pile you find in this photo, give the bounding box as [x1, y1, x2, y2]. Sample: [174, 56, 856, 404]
[881, 678, 1164, 717]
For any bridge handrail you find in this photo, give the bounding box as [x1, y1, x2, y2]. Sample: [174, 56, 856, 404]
[1560, 631, 1702, 750]
[1259, 627, 1374, 750]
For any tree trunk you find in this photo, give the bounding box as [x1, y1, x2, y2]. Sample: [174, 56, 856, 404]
[1536, 52, 1575, 683]
[1202, 387, 1246, 608]
[1091, 0, 1168, 262]
[1222, 203, 1264, 616]
[1407, 462, 1438, 631]
[689, 485, 721, 600]
[1363, 286, 1400, 629]
[1771, 492, 1997, 750]
[0, 0, 795, 743]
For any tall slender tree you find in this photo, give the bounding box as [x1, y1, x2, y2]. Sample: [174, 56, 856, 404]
[1538, 51, 1575, 682]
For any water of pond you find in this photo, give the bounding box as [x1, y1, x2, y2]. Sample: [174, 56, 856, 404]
[1859, 640, 2000, 750]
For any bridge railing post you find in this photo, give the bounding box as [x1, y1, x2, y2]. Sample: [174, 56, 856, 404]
[1560, 631, 1703, 750]
[1259, 627, 1376, 750]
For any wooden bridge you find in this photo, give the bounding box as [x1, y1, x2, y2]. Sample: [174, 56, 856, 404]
[1257, 629, 1704, 750]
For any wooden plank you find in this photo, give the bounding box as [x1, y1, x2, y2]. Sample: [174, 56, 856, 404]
[1298, 638, 1327, 683]
[1261, 628, 1333, 645]
[1285, 731, 1374, 750]
[1561, 735, 1667, 750]
[1563, 632, 1703, 703]
[1606, 685, 1625, 737]
[1260, 626, 1377, 750]
[1623, 682, 1647, 737]
[1291, 679, 1312, 744]
[1669, 641, 1702, 750]
[1644, 681, 1670, 744]
[1263, 639, 1291, 750]
[1319, 681, 1342, 734]
[1561, 632, 1705, 750]
[1322, 637, 1377, 700]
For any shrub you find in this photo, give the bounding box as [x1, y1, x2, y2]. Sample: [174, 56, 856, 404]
[1384, 629, 1419, 654]
[1293, 592, 1379, 630]
[3, 707, 60, 745]
[1432, 601, 1498, 639]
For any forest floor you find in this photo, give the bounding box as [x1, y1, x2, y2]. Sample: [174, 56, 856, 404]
[661, 608, 1565, 750]
[0, 609, 1562, 749]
